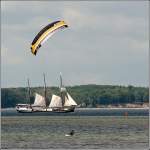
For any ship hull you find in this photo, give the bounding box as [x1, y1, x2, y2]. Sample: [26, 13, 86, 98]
[16, 105, 76, 113]
[31, 106, 47, 112]
[16, 104, 33, 113]
[47, 106, 75, 113]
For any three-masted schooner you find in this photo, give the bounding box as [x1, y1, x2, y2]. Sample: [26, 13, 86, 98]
[16, 73, 77, 113]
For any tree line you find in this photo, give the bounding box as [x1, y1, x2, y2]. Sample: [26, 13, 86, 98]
[1, 84, 149, 108]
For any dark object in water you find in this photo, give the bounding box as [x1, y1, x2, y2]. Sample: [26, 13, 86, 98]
[70, 130, 75, 136]
[65, 130, 75, 136]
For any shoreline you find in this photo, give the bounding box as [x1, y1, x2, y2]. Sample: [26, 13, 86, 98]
[77, 107, 149, 110]
[1, 107, 149, 111]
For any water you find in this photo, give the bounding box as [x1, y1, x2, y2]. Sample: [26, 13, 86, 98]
[1, 108, 149, 116]
[1, 108, 149, 149]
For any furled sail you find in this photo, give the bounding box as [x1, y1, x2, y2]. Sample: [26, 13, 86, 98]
[64, 93, 77, 107]
[49, 94, 62, 107]
[32, 93, 46, 107]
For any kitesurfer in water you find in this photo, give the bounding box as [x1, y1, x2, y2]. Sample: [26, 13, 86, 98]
[69, 130, 75, 136]
[65, 130, 75, 136]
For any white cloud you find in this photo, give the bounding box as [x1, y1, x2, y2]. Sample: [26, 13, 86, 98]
[1, 46, 23, 65]
[1, 1, 149, 87]
[130, 40, 149, 51]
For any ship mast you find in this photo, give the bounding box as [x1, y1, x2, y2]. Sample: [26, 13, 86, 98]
[27, 78, 31, 106]
[60, 72, 66, 106]
[43, 73, 48, 107]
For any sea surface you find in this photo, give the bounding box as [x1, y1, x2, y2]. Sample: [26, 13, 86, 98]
[1, 108, 149, 149]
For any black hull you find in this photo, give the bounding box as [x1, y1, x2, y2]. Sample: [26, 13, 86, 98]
[51, 109, 74, 113]
[50, 107, 75, 113]
[16, 110, 33, 113]
[16, 107, 75, 113]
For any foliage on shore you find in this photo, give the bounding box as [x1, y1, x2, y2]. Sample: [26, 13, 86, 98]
[1, 85, 149, 108]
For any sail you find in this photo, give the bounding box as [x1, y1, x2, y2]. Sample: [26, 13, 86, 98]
[64, 93, 77, 106]
[49, 94, 62, 107]
[32, 93, 46, 107]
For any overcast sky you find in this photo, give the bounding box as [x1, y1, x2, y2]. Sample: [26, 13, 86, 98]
[1, 1, 149, 88]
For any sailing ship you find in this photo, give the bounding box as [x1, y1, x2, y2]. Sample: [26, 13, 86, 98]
[16, 73, 77, 113]
[47, 73, 77, 112]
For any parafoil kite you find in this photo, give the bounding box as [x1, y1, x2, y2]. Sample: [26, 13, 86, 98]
[31, 20, 68, 55]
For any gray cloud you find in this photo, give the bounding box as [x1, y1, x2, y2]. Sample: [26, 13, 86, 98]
[1, 1, 149, 87]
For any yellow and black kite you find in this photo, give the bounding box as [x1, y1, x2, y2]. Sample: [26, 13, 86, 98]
[31, 20, 68, 55]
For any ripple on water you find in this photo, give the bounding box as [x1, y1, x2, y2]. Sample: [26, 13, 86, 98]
[1, 116, 149, 149]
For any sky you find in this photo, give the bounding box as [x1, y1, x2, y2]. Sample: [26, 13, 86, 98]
[1, 1, 149, 88]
